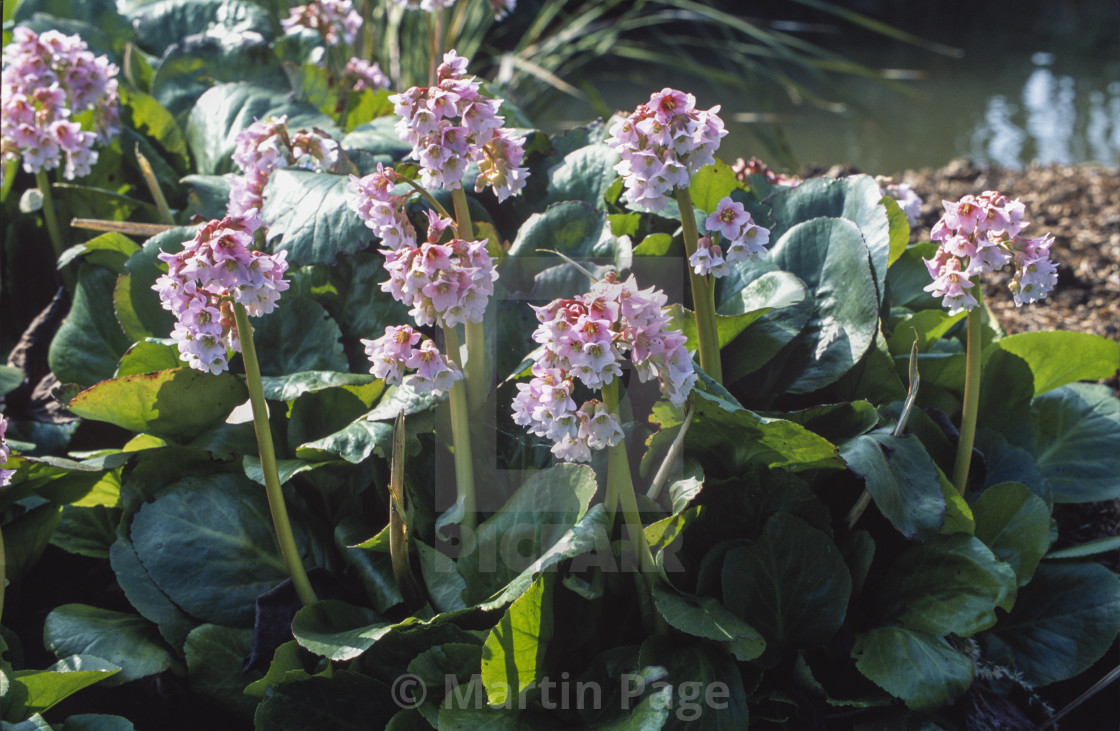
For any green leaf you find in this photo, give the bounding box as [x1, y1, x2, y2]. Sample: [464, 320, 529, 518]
[840, 427, 946, 541]
[458, 464, 599, 607]
[290, 600, 392, 661]
[252, 295, 348, 375]
[885, 308, 966, 355]
[48, 265, 133, 387]
[67, 368, 246, 444]
[852, 627, 973, 711]
[52, 505, 119, 558]
[979, 563, 1120, 686]
[182, 174, 232, 219]
[650, 388, 842, 476]
[886, 242, 941, 310]
[1029, 383, 1120, 503]
[183, 624, 261, 718]
[260, 370, 379, 401]
[126, 0, 273, 56]
[1046, 535, 1120, 560]
[120, 87, 190, 170]
[503, 201, 620, 294]
[651, 584, 765, 662]
[638, 637, 750, 730]
[330, 252, 411, 341]
[56, 233, 140, 273]
[115, 340, 181, 376]
[129, 473, 305, 626]
[481, 573, 556, 706]
[341, 117, 412, 161]
[542, 142, 620, 210]
[262, 171, 372, 267]
[721, 512, 851, 648]
[882, 194, 911, 267]
[994, 331, 1120, 396]
[185, 83, 335, 176]
[43, 605, 174, 684]
[0, 364, 22, 396]
[3, 504, 62, 582]
[152, 35, 288, 119]
[124, 226, 197, 337]
[766, 175, 892, 294]
[971, 482, 1050, 586]
[252, 670, 399, 730]
[665, 303, 770, 354]
[60, 714, 137, 731]
[718, 272, 813, 384]
[109, 535, 196, 649]
[880, 535, 1017, 636]
[689, 161, 742, 214]
[6, 657, 120, 720]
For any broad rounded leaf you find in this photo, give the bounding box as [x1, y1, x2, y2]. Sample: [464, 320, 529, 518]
[503, 201, 620, 294]
[252, 670, 398, 730]
[542, 142, 620, 210]
[129, 474, 302, 626]
[852, 627, 973, 711]
[1029, 383, 1120, 503]
[184, 624, 261, 718]
[262, 170, 372, 266]
[971, 482, 1050, 586]
[840, 427, 946, 541]
[67, 368, 246, 444]
[881, 535, 1017, 637]
[127, 0, 273, 57]
[252, 295, 348, 375]
[48, 265, 133, 387]
[651, 584, 765, 662]
[291, 600, 392, 661]
[721, 512, 851, 648]
[996, 331, 1120, 396]
[43, 605, 174, 684]
[980, 562, 1120, 686]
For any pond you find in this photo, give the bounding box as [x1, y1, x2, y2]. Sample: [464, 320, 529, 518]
[538, 7, 1120, 175]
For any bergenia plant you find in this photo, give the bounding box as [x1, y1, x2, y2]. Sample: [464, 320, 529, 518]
[924, 191, 1057, 494]
[607, 88, 728, 382]
[153, 215, 315, 605]
[691, 196, 771, 277]
[1, 26, 120, 267]
[228, 115, 340, 218]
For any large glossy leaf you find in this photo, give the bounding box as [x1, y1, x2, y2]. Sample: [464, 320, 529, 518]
[5, 656, 120, 720]
[716, 270, 812, 383]
[502, 201, 620, 294]
[481, 573, 555, 705]
[971, 482, 1050, 586]
[290, 600, 392, 662]
[721, 512, 851, 648]
[182, 624, 260, 718]
[43, 605, 174, 684]
[765, 175, 892, 294]
[109, 535, 196, 649]
[48, 265, 133, 387]
[649, 387, 843, 476]
[992, 331, 1119, 396]
[651, 584, 765, 662]
[980, 563, 1120, 686]
[126, 0, 273, 56]
[185, 83, 335, 175]
[542, 142, 620, 210]
[123, 226, 197, 338]
[880, 535, 1017, 637]
[637, 637, 750, 731]
[1029, 383, 1120, 503]
[457, 464, 598, 607]
[67, 368, 246, 444]
[341, 117, 412, 162]
[129, 473, 307, 626]
[840, 427, 946, 541]
[330, 252, 411, 341]
[252, 295, 348, 375]
[688, 161, 742, 215]
[119, 88, 190, 172]
[152, 36, 287, 120]
[260, 370, 380, 401]
[262, 170, 372, 266]
[852, 627, 973, 711]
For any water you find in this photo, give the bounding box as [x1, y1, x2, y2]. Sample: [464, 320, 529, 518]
[539, 16, 1120, 174]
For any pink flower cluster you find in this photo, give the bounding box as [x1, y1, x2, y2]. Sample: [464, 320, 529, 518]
[348, 163, 416, 249]
[362, 324, 461, 395]
[0, 413, 14, 487]
[153, 214, 289, 374]
[345, 57, 390, 93]
[513, 272, 695, 462]
[924, 191, 1058, 314]
[281, 0, 361, 46]
[390, 51, 527, 201]
[690, 197, 770, 277]
[228, 115, 340, 217]
[606, 88, 727, 211]
[1, 27, 119, 180]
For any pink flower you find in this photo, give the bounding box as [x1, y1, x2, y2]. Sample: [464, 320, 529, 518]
[228, 116, 339, 217]
[281, 0, 362, 46]
[0, 413, 14, 487]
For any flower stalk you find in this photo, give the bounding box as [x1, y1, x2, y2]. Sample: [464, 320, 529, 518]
[952, 289, 984, 495]
[442, 323, 477, 530]
[35, 170, 74, 291]
[451, 187, 489, 413]
[675, 188, 723, 384]
[232, 302, 318, 606]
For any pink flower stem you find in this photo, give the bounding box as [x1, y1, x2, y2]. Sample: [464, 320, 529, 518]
[675, 188, 723, 384]
[442, 323, 477, 530]
[35, 169, 74, 291]
[952, 289, 984, 495]
[233, 302, 318, 606]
